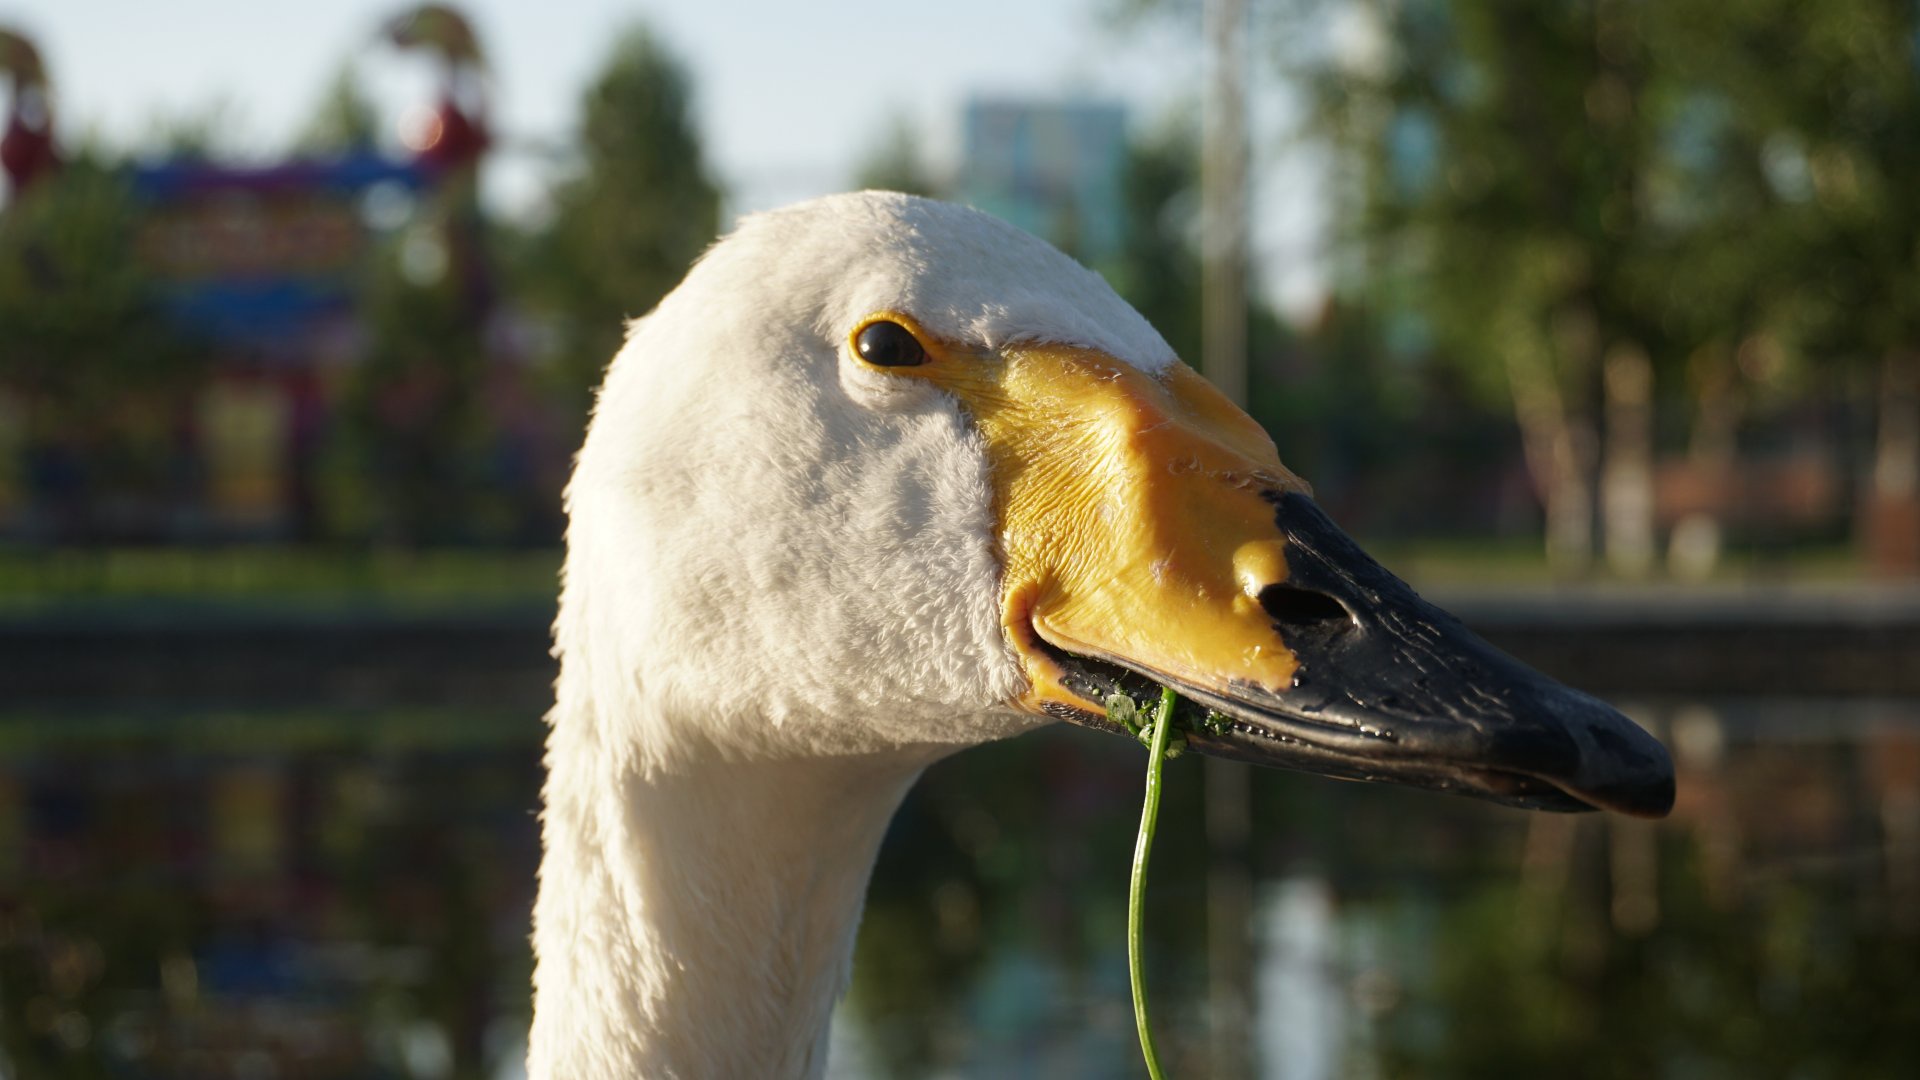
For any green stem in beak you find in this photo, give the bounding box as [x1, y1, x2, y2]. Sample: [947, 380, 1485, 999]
[1126, 686, 1180, 1080]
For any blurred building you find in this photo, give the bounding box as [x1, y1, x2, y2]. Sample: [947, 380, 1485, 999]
[957, 99, 1128, 268]
[0, 11, 566, 546]
[128, 156, 433, 537]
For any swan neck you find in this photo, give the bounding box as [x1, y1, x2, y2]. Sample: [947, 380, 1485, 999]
[529, 707, 931, 1079]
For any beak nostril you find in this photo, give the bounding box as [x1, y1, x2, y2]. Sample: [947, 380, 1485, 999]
[1257, 583, 1352, 630]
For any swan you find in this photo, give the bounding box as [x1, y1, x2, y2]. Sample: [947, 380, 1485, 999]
[529, 191, 1673, 1078]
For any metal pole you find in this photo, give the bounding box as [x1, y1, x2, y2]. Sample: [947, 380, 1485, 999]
[1202, 0, 1254, 1074]
[1202, 0, 1250, 409]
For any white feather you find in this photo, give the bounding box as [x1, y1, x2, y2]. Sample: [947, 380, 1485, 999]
[530, 191, 1178, 1078]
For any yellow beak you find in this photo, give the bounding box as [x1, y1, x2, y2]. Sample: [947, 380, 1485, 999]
[934, 342, 1313, 718]
[860, 317, 1674, 817]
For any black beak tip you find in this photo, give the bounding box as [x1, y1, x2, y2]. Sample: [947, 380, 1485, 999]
[1452, 679, 1677, 818]
[1584, 767, 1677, 818]
[1565, 709, 1677, 818]
[1467, 682, 1675, 818]
[1256, 491, 1679, 818]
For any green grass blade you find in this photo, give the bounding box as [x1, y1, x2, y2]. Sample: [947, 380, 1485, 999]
[1128, 686, 1178, 1079]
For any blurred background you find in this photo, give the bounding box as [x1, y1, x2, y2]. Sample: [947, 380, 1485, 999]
[2, 0, 1918, 1077]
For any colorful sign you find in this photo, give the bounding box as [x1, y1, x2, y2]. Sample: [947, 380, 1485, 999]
[131, 153, 429, 348]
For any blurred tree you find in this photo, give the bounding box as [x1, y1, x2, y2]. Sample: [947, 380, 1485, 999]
[337, 219, 491, 544]
[854, 114, 938, 196]
[1107, 122, 1290, 409]
[1676, 0, 1920, 574]
[1313, 0, 1692, 575]
[1109, 124, 1204, 364]
[1307, 0, 1920, 573]
[295, 64, 382, 155]
[145, 98, 251, 163]
[522, 26, 722, 408]
[1598, 2, 1846, 569]
[0, 155, 204, 538]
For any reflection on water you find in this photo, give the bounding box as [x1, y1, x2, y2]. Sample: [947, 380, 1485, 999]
[2, 699, 1916, 1077]
[847, 697, 1920, 1079]
[0, 718, 541, 1079]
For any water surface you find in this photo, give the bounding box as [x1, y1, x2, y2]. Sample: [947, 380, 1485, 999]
[2, 697, 1914, 1078]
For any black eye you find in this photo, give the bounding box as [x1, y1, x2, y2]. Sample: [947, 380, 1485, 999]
[855, 321, 928, 367]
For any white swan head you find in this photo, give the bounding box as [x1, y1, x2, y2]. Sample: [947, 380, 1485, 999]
[533, 191, 1674, 1078]
[557, 190, 1673, 814]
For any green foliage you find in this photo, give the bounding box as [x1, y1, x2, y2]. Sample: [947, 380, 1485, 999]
[523, 26, 722, 404]
[1107, 687, 1217, 755]
[1105, 119, 1292, 399]
[1107, 124, 1205, 364]
[1315, 0, 1920, 412]
[333, 209, 494, 544]
[1294, 0, 1920, 560]
[0, 158, 195, 401]
[854, 115, 938, 197]
[0, 546, 559, 611]
[295, 64, 382, 155]
[1315, 1, 1645, 401]
[1682, 0, 1920, 362]
[0, 157, 206, 503]
[143, 98, 250, 163]
[313, 24, 727, 545]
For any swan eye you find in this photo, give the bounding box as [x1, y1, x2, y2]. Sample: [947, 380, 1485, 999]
[855, 321, 928, 367]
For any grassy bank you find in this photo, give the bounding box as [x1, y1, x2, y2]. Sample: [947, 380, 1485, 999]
[0, 538, 1874, 612]
[0, 545, 562, 611]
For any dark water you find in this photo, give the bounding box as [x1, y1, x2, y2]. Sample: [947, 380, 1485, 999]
[3, 698, 1916, 1078]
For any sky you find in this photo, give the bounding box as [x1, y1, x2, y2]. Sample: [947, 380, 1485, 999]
[1, 0, 1328, 317]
